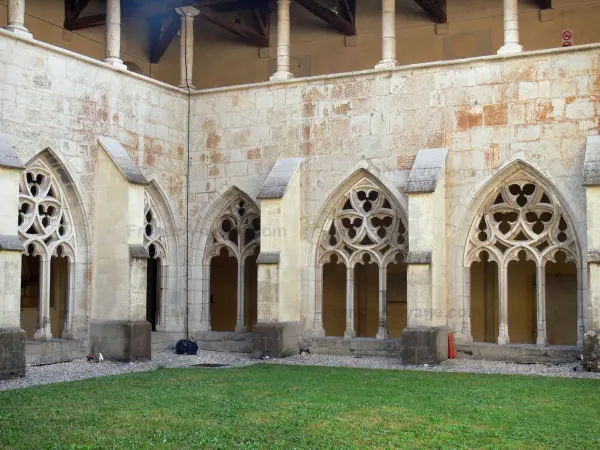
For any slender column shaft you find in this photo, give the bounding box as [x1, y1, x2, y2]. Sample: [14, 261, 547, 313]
[235, 261, 246, 333]
[376, 266, 388, 340]
[104, 0, 125, 67]
[498, 0, 523, 55]
[177, 7, 199, 88]
[61, 260, 75, 339]
[577, 266, 584, 347]
[270, 0, 294, 81]
[462, 266, 473, 342]
[536, 263, 547, 346]
[200, 264, 211, 331]
[497, 264, 509, 344]
[375, 0, 398, 68]
[34, 258, 52, 341]
[6, 0, 32, 37]
[344, 266, 356, 339]
[313, 265, 324, 332]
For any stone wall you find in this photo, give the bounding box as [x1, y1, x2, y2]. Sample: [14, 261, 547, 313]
[189, 43, 600, 335]
[0, 29, 189, 338]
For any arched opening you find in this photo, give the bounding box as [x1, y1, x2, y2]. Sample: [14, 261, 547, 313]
[470, 251, 498, 343]
[20, 249, 41, 340]
[323, 254, 346, 337]
[146, 244, 161, 331]
[387, 260, 407, 338]
[507, 251, 537, 344]
[354, 256, 379, 338]
[244, 252, 258, 331]
[545, 251, 577, 345]
[50, 252, 69, 339]
[210, 248, 238, 332]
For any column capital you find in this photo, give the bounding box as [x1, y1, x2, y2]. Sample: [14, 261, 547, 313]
[176, 6, 200, 17]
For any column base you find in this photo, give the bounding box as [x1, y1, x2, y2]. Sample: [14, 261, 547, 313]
[235, 324, 248, 333]
[34, 320, 52, 341]
[401, 326, 449, 365]
[104, 58, 128, 70]
[6, 25, 33, 39]
[252, 321, 303, 357]
[0, 328, 26, 380]
[344, 329, 356, 340]
[375, 58, 398, 69]
[178, 83, 196, 89]
[376, 327, 389, 340]
[270, 71, 294, 81]
[305, 326, 325, 338]
[91, 320, 151, 361]
[497, 43, 524, 55]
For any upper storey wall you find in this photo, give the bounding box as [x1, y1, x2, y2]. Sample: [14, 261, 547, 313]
[0, 30, 188, 232]
[1, 0, 600, 89]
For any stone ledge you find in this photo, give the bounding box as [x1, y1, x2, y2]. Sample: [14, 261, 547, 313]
[304, 336, 402, 357]
[257, 251, 280, 264]
[457, 342, 580, 364]
[98, 136, 149, 185]
[0, 235, 24, 252]
[405, 148, 447, 194]
[0, 328, 25, 380]
[406, 251, 432, 264]
[130, 244, 150, 259]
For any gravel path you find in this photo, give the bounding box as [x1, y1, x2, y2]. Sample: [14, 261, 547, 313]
[1, 351, 599, 391]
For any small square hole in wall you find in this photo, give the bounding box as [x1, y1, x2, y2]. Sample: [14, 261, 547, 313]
[267, 55, 311, 78]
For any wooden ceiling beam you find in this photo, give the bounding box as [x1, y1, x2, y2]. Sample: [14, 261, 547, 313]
[413, 0, 447, 24]
[536, 0, 552, 9]
[196, 7, 269, 47]
[149, 13, 181, 64]
[295, 0, 356, 36]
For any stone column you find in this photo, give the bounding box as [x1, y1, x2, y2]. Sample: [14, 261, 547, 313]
[176, 6, 200, 88]
[535, 264, 547, 346]
[199, 263, 211, 331]
[270, 0, 294, 81]
[61, 260, 75, 339]
[344, 266, 356, 339]
[375, 0, 398, 69]
[6, 0, 32, 38]
[104, 0, 126, 69]
[584, 137, 600, 339]
[497, 264, 509, 344]
[497, 0, 523, 55]
[312, 265, 325, 335]
[235, 260, 247, 333]
[33, 258, 52, 341]
[376, 266, 388, 340]
[461, 266, 473, 341]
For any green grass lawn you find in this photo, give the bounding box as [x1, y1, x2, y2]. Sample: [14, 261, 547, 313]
[1, 364, 599, 449]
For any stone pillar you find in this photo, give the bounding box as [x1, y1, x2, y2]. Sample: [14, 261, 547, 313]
[198, 263, 211, 331]
[584, 137, 600, 337]
[375, 0, 398, 69]
[92, 136, 151, 361]
[33, 259, 52, 341]
[6, 0, 32, 38]
[0, 136, 26, 380]
[497, 264, 509, 344]
[254, 158, 303, 357]
[536, 264, 547, 346]
[344, 266, 356, 339]
[104, 0, 126, 69]
[270, 0, 294, 81]
[403, 148, 449, 365]
[176, 6, 200, 88]
[235, 261, 247, 333]
[376, 266, 388, 340]
[311, 265, 325, 335]
[497, 0, 523, 55]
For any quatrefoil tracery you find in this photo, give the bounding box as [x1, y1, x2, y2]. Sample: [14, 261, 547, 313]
[319, 180, 407, 267]
[18, 161, 76, 261]
[466, 179, 578, 266]
[206, 197, 260, 262]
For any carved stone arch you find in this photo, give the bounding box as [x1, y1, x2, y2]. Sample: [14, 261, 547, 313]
[452, 159, 584, 346]
[143, 180, 182, 332]
[19, 148, 91, 340]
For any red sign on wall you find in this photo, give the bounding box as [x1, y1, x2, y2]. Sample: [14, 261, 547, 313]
[562, 30, 573, 47]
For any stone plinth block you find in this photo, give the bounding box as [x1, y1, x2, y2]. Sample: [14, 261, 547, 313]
[0, 327, 26, 380]
[91, 320, 151, 362]
[402, 326, 449, 365]
[252, 321, 303, 358]
[583, 329, 600, 372]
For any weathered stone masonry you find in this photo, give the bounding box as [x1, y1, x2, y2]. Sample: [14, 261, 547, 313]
[3, 24, 600, 371]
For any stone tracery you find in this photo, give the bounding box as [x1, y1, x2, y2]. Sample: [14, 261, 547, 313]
[144, 192, 168, 261]
[464, 173, 582, 346]
[315, 178, 408, 340]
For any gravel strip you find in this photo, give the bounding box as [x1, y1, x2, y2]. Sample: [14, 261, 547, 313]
[1, 351, 599, 391]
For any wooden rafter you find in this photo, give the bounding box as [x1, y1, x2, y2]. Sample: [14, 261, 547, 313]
[149, 13, 181, 64]
[413, 0, 447, 24]
[295, 0, 356, 36]
[197, 7, 269, 47]
[536, 0, 552, 9]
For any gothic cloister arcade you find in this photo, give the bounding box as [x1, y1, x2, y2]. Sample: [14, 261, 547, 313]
[18, 151, 89, 342]
[463, 166, 583, 347]
[201, 191, 260, 333]
[314, 176, 408, 340]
